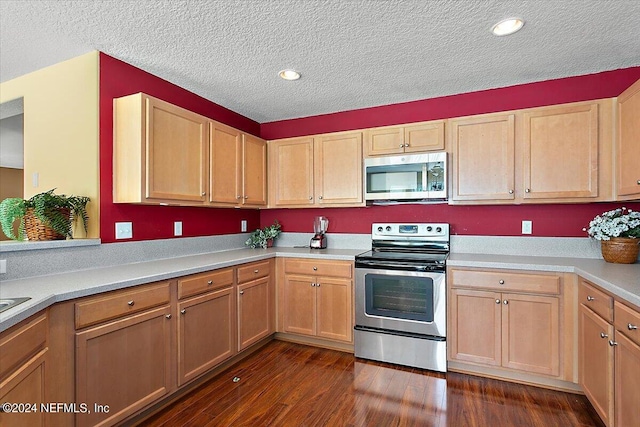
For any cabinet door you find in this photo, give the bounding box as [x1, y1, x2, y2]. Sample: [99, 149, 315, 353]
[270, 138, 315, 206]
[450, 113, 515, 201]
[314, 132, 363, 205]
[614, 331, 640, 427]
[404, 121, 445, 153]
[238, 277, 271, 351]
[501, 293, 560, 376]
[449, 289, 502, 366]
[146, 96, 208, 202]
[75, 306, 172, 427]
[579, 305, 614, 427]
[364, 126, 404, 156]
[177, 287, 235, 386]
[617, 78, 640, 198]
[242, 134, 268, 206]
[0, 350, 47, 427]
[523, 103, 599, 199]
[209, 121, 242, 204]
[283, 275, 316, 336]
[316, 277, 353, 342]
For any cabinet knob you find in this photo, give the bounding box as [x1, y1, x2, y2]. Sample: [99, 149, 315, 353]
[201, 192, 206, 196]
[311, 283, 316, 287]
[399, 144, 404, 148]
[207, 280, 213, 285]
[127, 300, 135, 306]
[637, 180, 640, 185]
[404, 143, 409, 147]
[166, 314, 172, 319]
[319, 196, 323, 200]
[313, 266, 318, 271]
[239, 290, 244, 295]
[309, 196, 313, 200]
[254, 269, 259, 273]
[499, 280, 505, 285]
[525, 188, 531, 193]
[316, 283, 320, 287]
[244, 196, 249, 199]
[180, 309, 186, 314]
[237, 195, 241, 199]
[600, 332, 608, 339]
[586, 296, 595, 301]
[609, 340, 618, 347]
[508, 190, 514, 194]
[629, 323, 638, 330]
[495, 299, 501, 304]
[503, 300, 508, 305]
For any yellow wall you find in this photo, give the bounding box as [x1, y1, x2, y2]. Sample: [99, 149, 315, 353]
[0, 51, 99, 238]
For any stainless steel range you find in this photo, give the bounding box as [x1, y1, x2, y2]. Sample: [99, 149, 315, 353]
[354, 223, 449, 372]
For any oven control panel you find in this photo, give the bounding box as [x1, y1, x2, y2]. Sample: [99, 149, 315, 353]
[371, 223, 449, 238]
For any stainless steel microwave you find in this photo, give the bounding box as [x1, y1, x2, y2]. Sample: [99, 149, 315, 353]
[364, 152, 447, 201]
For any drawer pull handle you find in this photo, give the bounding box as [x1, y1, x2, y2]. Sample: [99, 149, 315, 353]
[586, 296, 595, 302]
[609, 340, 618, 347]
[629, 323, 638, 331]
[166, 314, 172, 319]
[600, 332, 608, 339]
[180, 309, 186, 314]
[239, 290, 244, 295]
[254, 269, 259, 273]
[207, 280, 213, 285]
[499, 280, 504, 285]
[495, 299, 501, 304]
[127, 300, 135, 306]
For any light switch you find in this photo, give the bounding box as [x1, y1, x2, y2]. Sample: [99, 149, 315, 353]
[115, 222, 133, 239]
[174, 221, 183, 236]
[522, 220, 532, 235]
[241, 220, 247, 232]
[0, 260, 6, 274]
[32, 172, 39, 188]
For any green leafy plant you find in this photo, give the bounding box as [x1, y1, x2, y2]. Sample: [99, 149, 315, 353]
[245, 220, 282, 249]
[0, 189, 90, 240]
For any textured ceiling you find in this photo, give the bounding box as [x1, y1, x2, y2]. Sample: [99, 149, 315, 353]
[1, 0, 639, 123]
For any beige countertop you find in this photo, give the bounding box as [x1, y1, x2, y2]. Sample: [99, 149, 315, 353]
[1, 247, 638, 333]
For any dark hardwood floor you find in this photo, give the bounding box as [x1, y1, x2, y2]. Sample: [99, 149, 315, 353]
[139, 340, 604, 427]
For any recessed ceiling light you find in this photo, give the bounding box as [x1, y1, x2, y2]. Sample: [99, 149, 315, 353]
[279, 69, 301, 81]
[491, 18, 525, 36]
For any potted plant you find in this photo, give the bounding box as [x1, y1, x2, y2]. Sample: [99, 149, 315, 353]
[584, 207, 640, 263]
[245, 220, 282, 249]
[0, 189, 90, 241]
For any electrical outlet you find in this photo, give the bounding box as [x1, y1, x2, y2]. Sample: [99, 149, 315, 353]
[32, 172, 39, 188]
[241, 220, 247, 232]
[522, 220, 532, 235]
[174, 221, 183, 236]
[0, 260, 6, 274]
[115, 222, 133, 239]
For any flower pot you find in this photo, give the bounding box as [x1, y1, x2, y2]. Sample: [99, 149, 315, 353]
[24, 208, 70, 241]
[601, 238, 640, 264]
[267, 238, 274, 248]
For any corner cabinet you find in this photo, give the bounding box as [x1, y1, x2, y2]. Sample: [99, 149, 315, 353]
[616, 78, 640, 200]
[448, 267, 573, 388]
[114, 93, 209, 205]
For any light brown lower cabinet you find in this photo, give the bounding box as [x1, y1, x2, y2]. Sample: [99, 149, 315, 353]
[177, 286, 235, 386]
[238, 276, 271, 351]
[0, 314, 48, 427]
[578, 278, 640, 427]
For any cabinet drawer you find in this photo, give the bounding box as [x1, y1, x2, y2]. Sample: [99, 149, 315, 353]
[0, 314, 47, 380]
[614, 301, 640, 346]
[450, 269, 560, 294]
[284, 259, 352, 278]
[178, 268, 234, 300]
[237, 261, 271, 284]
[579, 280, 613, 322]
[75, 282, 170, 329]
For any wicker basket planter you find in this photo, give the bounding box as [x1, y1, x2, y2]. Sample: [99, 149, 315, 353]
[24, 208, 70, 241]
[601, 238, 640, 264]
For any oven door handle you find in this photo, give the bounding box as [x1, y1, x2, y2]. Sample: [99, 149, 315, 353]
[355, 259, 442, 272]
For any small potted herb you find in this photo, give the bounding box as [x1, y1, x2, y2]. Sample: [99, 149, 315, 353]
[245, 220, 282, 249]
[0, 189, 90, 241]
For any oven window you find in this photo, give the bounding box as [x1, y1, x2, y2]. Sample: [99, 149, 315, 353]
[364, 274, 434, 322]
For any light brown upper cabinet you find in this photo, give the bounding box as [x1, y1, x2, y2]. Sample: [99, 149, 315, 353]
[616, 78, 640, 200]
[114, 93, 209, 205]
[269, 131, 363, 208]
[364, 121, 445, 157]
[450, 113, 516, 202]
[209, 121, 267, 207]
[449, 99, 614, 204]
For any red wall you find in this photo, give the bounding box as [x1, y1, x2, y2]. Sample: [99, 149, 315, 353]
[260, 67, 640, 238]
[260, 203, 640, 237]
[99, 53, 261, 243]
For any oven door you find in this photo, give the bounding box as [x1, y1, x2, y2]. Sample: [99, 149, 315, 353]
[355, 267, 446, 337]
